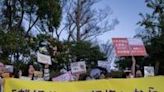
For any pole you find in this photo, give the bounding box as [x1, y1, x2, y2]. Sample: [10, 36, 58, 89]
[131, 56, 136, 77]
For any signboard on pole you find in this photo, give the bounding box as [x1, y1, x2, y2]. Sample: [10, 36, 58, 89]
[71, 61, 86, 74]
[37, 52, 52, 65]
[144, 66, 155, 77]
[112, 38, 147, 56]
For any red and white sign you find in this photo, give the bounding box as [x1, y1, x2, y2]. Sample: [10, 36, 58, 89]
[128, 38, 147, 56]
[112, 38, 130, 56]
[112, 38, 147, 56]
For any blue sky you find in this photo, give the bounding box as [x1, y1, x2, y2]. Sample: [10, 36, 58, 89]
[97, 0, 151, 43]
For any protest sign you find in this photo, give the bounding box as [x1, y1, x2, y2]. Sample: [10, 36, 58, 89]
[112, 38, 147, 56]
[71, 61, 86, 74]
[144, 66, 155, 77]
[37, 52, 52, 65]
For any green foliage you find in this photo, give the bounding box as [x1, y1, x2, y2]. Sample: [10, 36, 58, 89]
[0, 0, 62, 74]
[70, 41, 106, 62]
[138, 0, 164, 75]
[0, 0, 106, 75]
[115, 57, 132, 70]
[116, 0, 164, 75]
[36, 0, 61, 29]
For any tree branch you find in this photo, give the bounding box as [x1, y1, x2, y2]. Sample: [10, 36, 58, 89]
[25, 16, 39, 36]
[17, 0, 24, 28]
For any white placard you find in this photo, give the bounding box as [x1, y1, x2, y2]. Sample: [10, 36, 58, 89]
[144, 66, 155, 77]
[52, 72, 73, 82]
[71, 61, 86, 74]
[37, 52, 52, 65]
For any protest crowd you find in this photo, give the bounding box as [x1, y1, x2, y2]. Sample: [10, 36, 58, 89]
[0, 60, 146, 92]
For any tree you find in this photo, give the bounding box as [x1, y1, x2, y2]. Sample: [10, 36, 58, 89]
[116, 0, 164, 74]
[137, 0, 164, 75]
[68, 41, 106, 69]
[0, 0, 62, 73]
[0, 0, 61, 35]
[62, 0, 118, 42]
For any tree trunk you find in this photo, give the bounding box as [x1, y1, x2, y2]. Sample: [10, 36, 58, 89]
[76, 0, 81, 42]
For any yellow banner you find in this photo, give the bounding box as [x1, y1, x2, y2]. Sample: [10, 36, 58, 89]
[4, 76, 164, 92]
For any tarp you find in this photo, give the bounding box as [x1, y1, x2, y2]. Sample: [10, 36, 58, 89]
[4, 76, 164, 92]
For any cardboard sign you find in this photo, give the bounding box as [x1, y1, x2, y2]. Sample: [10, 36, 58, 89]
[112, 38, 147, 56]
[144, 66, 155, 77]
[37, 52, 52, 65]
[71, 61, 86, 74]
[52, 72, 73, 82]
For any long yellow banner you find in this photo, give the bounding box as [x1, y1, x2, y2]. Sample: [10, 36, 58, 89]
[4, 76, 164, 92]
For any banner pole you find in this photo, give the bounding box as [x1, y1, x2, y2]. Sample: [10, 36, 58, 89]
[131, 56, 136, 77]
